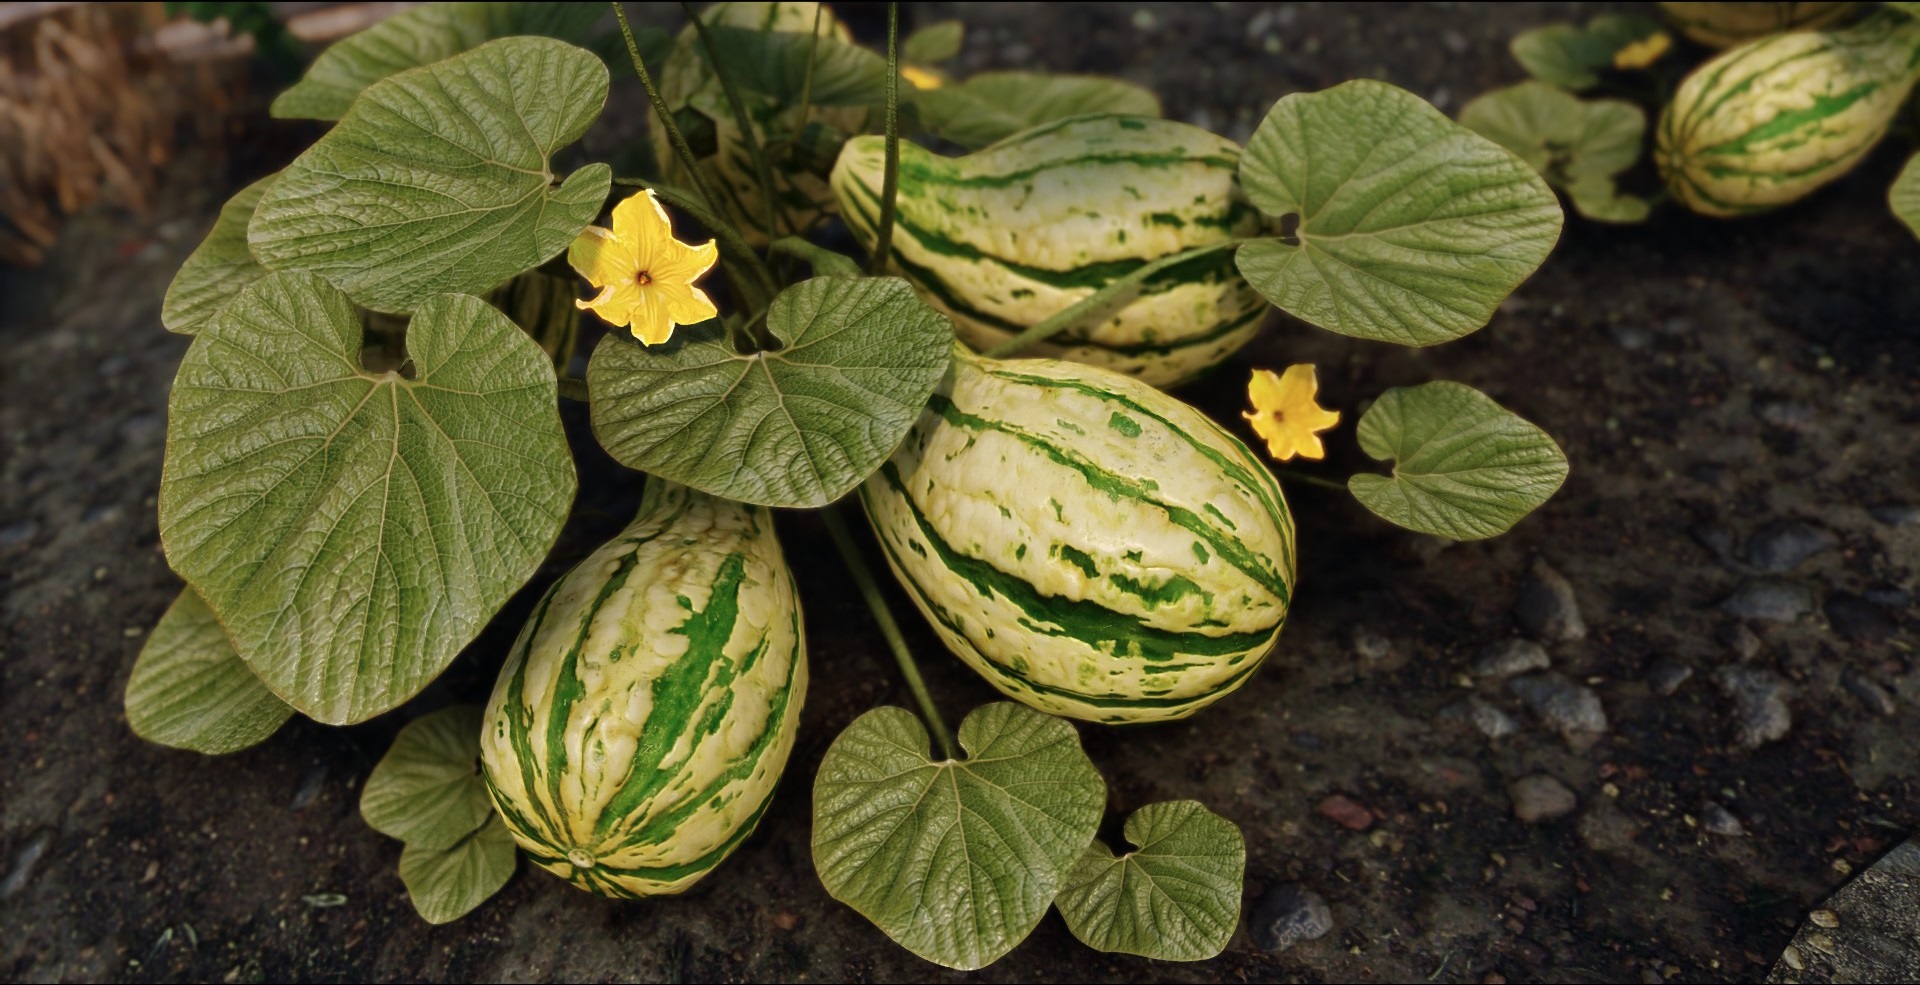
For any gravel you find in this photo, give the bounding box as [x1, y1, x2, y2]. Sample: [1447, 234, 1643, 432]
[1718, 622, 1763, 659]
[1472, 638, 1551, 679]
[1824, 593, 1897, 643]
[1349, 625, 1392, 662]
[1515, 559, 1587, 642]
[1744, 521, 1838, 573]
[1720, 579, 1815, 623]
[1701, 802, 1746, 837]
[1867, 503, 1920, 527]
[1251, 883, 1335, 952]
[1715, 665, 1794, 749]
[1508, 673, 1609, 749]
[1440, 696, 1520, 739]
[1646, 659, 1695, 696]
[1840, 670, 1897, 717]
[1509, 774, 1577, 823]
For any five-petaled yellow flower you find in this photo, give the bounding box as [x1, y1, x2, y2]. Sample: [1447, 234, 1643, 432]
[1244, 364, 1341, 462]
[568, 189, 719, 345]
[1612, 32, 1671, 70]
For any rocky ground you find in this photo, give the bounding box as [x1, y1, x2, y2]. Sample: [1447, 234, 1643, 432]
[2, 2, 1917, 982]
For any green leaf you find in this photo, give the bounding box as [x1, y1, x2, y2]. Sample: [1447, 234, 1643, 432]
[702, 25, 889, 106]
[812, 704, 1106, 970]
[161, 174, 275, 335]
[911, 72, 1162, 149]
[159, 271, 577, 725]
[1348, 381, 1569, 541]
[588, 276, 953, 509]
[361, 706, 492, 851]
[1458, 81, 1649, 224]
[1510, 14, 1666, 91]
[124, 589, 294, 755]
[1891, 152, 1920, 240]
[249, 36, 612, 314]
[270, 2, 604, 121]
[1054, 801, 1246, 962]
[399, 816, 517, 924]
[1236, 79, 1562, 346]
[902, 20, 964, 64]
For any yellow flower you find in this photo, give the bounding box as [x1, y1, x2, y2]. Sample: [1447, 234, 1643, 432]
[568, 189, 719, 345]
[900, 64, 945, 90]
[1613, 32, 1671, 70]
[1243, 364, 1341, 462]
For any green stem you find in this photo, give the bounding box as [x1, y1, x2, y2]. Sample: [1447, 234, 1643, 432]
[770, 236, 863, 278]
[982, 239, 1248, 358]
[611, 2, 732, 232]
[868, 4, 901, 277]
[558, 376, 590, 402]
[822, 505, 959, 761]
[1270, 468, 1346, 492]
[679, 0, 787, 242]
[621, 178, 780, 312]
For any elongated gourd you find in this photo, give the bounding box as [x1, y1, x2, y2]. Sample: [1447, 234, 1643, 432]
[480, 480, 807, 898]
[1656, 12, 1920, 216]
[1657, 2, 1861, 48]
[830, 115, 1270, 388]
[861, 346, 1295, 724]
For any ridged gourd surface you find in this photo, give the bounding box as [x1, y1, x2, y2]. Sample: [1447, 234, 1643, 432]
[831, 115, 1271, 387]
[861, 348, 1295, 723]
[480, 481, 806, 898]
[1658, 2, 1861, 48]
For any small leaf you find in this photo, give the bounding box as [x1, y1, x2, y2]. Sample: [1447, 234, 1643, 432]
[250, 36, 612, 314]
[270, 2, 605, 121]
[902, 20, 964, 64]
[361, 706, 492, 850]
[911, 72, 1162, 149]
[162, 175, 276, 335]
[1054, 801, 1246, 962]
[1236, 80, 1562, 346]
[124, 588, 294, 755]
[1891, 152, 1920, 240]
[1348, 381, 1569, 541]
[1510, 14, 1666, 91]
[399, 816, 517, 925]
[588, 277, 953, 508]
[159, 271, 576, 725]
[1458, 82, 1648, 224]
[702, 25, 889, 106]
[812, 703, 1106, 971]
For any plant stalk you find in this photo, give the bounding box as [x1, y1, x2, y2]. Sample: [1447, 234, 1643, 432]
[611, 3, 731, 234]
[982, 239, 1246, 358]
[1270, 468, 1347, 492]
[557, 376, 590, 402]
[679, 0, 788, 242]
[868, 3, 901, 277]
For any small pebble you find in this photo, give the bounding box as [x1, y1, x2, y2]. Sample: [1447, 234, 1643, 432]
[0, 830, 53, 900]
[1863, 586, 1911, 610]
[1515, 559, 1587, 642]
[1715, 665, 1793, 748]
[1691, 522, 1740, 565]
[1824, 593, 1896, 643]
[1508, 673, 1608, 749]
[1717, 622, 1762, 659]
[1473, 638, 1550, 678]
[1700, 802, 1745, 837]
[1440, 29, 1469, 54]
[1317, 794, 1373, 832]
[1608, 323, 1653, 351]
[1646, 659, 1694, 696]
[1755, 400, 1816, 430]
[1867, 503, 1919, 527]
[0, 520, 36, 551]
[1509, 774, 1577, 823]
[1744, 521, 1837, 572]
[1577, 805, 1641, 853]
[290, 766, 328, 812]
[1719, 579, 1813, 623]
[1440, 697, 1519, 739]
[1349, 625, 1391, 662]
[1250, 883, 1334, 952]
[118, 414, 164, 447]
[1840, 669, 1897, 716]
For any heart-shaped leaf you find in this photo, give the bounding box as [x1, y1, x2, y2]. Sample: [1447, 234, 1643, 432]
[1236, 79, 1562, 346]
[1348, 381, 1568, 541]
[271, 2, 605, 121]
[162, 175, 276, 335]
[903, 20, 964, 65]
[250, 36, 612, 314]
[1510, 14, 1667, 91]
[1892, 152, 1920, 240]
[812, 703, 1106, 970]
[702, 25, 889, 106]
[124, 588, 294, 755]
[588, 276, 953, 508]
[159, 271, 576, 725]
[911, 72, 1162, 149]
[361, 706, 492, 850]
[399, 815, 517, 924]
[1054, 801, 1247, 961]
[1459, 82, 1649, 224]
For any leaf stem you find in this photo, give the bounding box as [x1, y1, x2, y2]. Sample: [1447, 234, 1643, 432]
[770, 236, 863, 278]
[1268, 468, 1347, 492]
[982, 239, 1247, 358]
[679, 0, 788, 242]
[611, 3, 731, 227]
[822, 505, 959, 761]
[868, 3, 901, 277]
[558, 376, 590, 402]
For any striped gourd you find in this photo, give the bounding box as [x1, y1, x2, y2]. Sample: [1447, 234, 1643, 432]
[479, 480, 807, 898]
[830, 116, 1271, 388]
[861, 346, 1295, 724]
[1656, 13, 1920, 216]
[1657, 2, 1861, 48]
[654, 2, 867, 245]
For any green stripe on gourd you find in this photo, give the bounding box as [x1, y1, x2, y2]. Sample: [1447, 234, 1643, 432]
[1656, 12, 1920, 217]
[479, 480, 807, 898]
[860, 346, 1294, 724]
[830, 115, 1271, 388]
[1657, 2, 1862, 49]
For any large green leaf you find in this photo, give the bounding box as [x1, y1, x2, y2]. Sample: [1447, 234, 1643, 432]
[911, 72, 1162, 149]
[902, 20, 964, 65]
[1891, 152, 1920, 240]
[249, 36, 612, 314]
[702, 25, 889, 106]
[124, 588, 294, 755]
[1510, 14, 1667, 91]
[1459, 81, 1649, 224]
[588, 277, 953, 508]
[1348, 381, 1568, 541]
[270, 2, 604, 121]
[1054, 801, 1246, 961]
[399, 816, 517, 924]
[159, 271, 576, 725]
[161, 175, 276, 335]
[1236, 80, 1563, 346]
[812, 704, 1107, 970]
[361, 706, 492, 851]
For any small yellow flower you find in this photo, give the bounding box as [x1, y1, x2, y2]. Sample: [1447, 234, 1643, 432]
[1613, 32, 1671, 70]
[900, 64, 946, 90]
[568, 189, 719, 345]
[1243, 364, 1341, 462]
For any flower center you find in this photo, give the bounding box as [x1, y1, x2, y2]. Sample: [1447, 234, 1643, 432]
[635, 270, 653, 286]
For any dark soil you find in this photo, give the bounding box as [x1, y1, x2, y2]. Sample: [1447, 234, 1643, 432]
[4, 3, 1918, 982]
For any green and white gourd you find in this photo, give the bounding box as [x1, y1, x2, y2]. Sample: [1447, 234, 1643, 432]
[830, 115, 1270, 388]
[861, 346, 1295, 724]
[1656, 11, 1920, 216]
[479, 480, 807, 898]
[1657, 2, 1861, 49]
